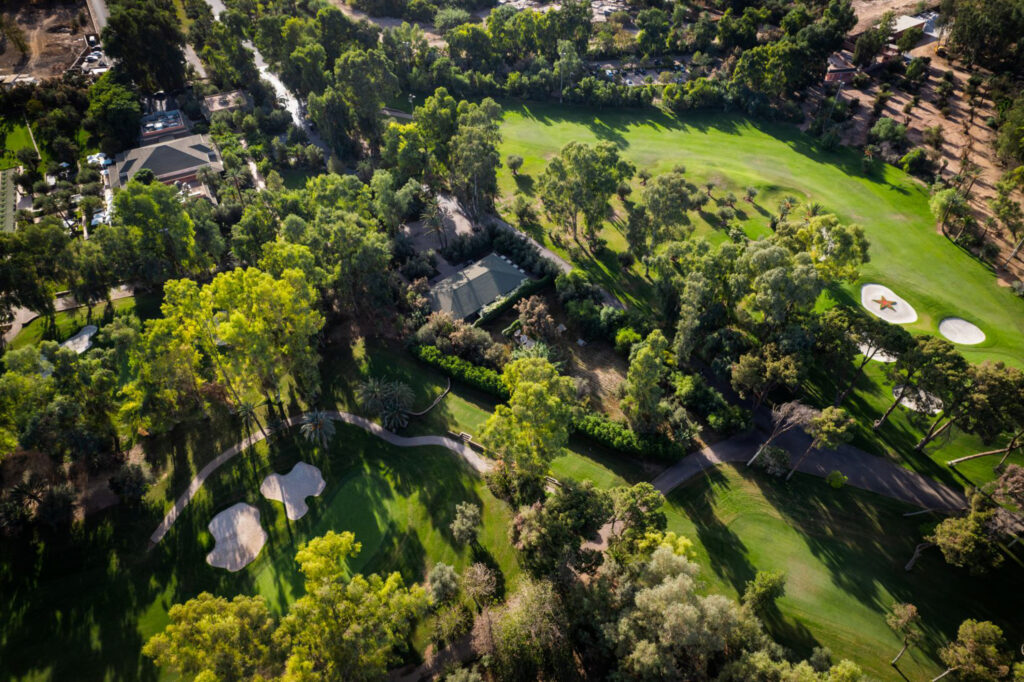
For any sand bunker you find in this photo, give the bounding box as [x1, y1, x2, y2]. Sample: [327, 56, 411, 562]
[894, 385, 943, 415]
[857, 343, 897, 363]
[260, 462, 325, 521]
[62, 325, 98, 354]
[938, 318, 986, 345]
[860, 284, 918, 324]
[206, 503, 267, 571]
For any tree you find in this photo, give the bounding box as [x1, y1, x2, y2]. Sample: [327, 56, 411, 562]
[928, 496, 1004, 574]
[481, 358, 576, 484]
[300, 410, 335, 448]
[102, 0, 186, 91]
[786, 406, 855, 481]
[515, 296, 558, 342]
[428, 562, 460, 604]
[274, 531, 429, 679]
[886, 602, 922, 667]
[609, 482, 667, 557]
[357, 378, 415, 431]
[827, 307, 914, 406]
[748, 401, 818, 466]
[554, 39, 583, 100]
[642, 167, 696, 240]
[731, 344, 801, 409]
[621, 330, 669, 433]
[142, 593, 280, 679]
[742, 570, 786, 615]
[875, 336, 956, 430]
[101, 179, 201, 284]
[934, 619, 1012, 681]
[490, 579, 575, 681]
[538, 140, 634, 242]
[333, 47, 399, 150]
[461, 562, 497, 608]
[506, 154, 524, 176]
[86, 72, 141, 153]
[773, 214, 869, 282]
[930, 187, 969, 236]
[451, 99, 503, 217]
[947, 364, 1024, 470]
[450, 501, 482, 546]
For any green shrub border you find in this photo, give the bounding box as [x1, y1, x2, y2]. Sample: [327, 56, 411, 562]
[410, 344, 685, 461]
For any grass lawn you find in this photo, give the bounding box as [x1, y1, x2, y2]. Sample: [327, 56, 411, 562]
[803, 358, 1023, 487]
[9, 294, 162, 351]
[0, 120, 37, 171]
[0, 421, 519, 681]
[496, 102, 1024, 366]
[664, 464, 1024, 681]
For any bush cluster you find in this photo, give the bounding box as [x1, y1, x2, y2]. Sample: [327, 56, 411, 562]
[410, 345, 510, 399]
[572, 412, 681, 461]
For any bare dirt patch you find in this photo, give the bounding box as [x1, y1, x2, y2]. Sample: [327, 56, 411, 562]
[0, 1, 91, 79]
[851, 0, 927, 34]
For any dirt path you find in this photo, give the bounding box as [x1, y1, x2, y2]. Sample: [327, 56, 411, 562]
[148, 410, 492, 545]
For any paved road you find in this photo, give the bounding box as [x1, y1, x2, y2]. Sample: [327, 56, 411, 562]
[3, 285, 134, 344]
[149, 410, 492, 545]
[85, 0, 109, 31]
[651, 425, 966, 512]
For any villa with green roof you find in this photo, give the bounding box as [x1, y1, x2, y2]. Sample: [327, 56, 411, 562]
[428, 252, 529, 320]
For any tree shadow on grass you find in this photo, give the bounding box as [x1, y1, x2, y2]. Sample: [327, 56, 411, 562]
[669, 467, 757, 595]
[513, 173, 535, 196]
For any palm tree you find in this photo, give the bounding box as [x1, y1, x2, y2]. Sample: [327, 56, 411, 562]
[300, 410, 335, 448]
[357, 377, 389, 415]
[778, 195, 797, 219]
[421, 198, 446, 249]
[223, 165, 246, 201]
[234, 399, 268, 440]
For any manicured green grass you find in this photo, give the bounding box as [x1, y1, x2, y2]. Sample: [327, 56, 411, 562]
[496, 103, 1024, 365]
[0, 422, 519, 681]
[664, 464, 1024, 681]
[0, 121, 36, 171]
[803, 357, 1023, 487]
[9, 295, 162, 351]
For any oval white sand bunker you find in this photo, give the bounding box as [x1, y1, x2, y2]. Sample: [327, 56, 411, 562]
[938, 317, 985, 345]
[206, 503, 267, 571]
[260, 462, 325, 521]
[860, 284, 917, 324]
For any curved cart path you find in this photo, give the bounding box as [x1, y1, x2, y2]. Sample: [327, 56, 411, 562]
[149, 411, 492, 545]
[651, 427, 966, 511]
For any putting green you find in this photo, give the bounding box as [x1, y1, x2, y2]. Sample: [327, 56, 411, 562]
[497, 103, 1024, 365]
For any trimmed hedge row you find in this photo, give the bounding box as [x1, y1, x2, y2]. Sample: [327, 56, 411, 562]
[411, 345, 684, 461]
[572, 412, 681, 462]
[410, 345, 510, 400]
[475, 275, 553, 327]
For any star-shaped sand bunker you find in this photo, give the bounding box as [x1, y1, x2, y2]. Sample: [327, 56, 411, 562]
[860, 284, 918, 324]
[260, 462, 326, 521]
[206, 503, 267, 572]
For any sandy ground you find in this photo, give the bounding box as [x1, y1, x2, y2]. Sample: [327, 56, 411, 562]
[206, 502, 267, 571]
[894, 384, 943, 414]
[851, 0, 927, 34]
[260, 462, 325, 521]
[938, 317, 986, 344]
[821, 40, 1024, 279]
[861, 283, 919, 323]
[0, 1, 91, 78]
[61, 324, 97, 354]
[858, 342, 898, 362]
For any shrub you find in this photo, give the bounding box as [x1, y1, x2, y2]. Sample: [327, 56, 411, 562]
[754, 445, 790, 477]
[410, 345, 510, 399]
[615, 327, 642, 354]
[572, 412, 680, 460]
[826, 470, 849, 489]
[434, 7, 470, 32]
[899, 147, 932, 176]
